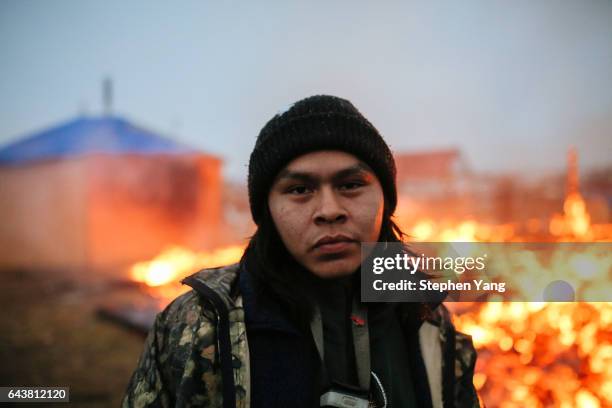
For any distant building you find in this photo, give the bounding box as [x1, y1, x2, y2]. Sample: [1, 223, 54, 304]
[396, 148, 468, 185]
[0, 115, 222, 274]
[394, 148, 484, 221]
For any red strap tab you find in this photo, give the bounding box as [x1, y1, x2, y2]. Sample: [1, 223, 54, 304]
[351, 315, 365, 326]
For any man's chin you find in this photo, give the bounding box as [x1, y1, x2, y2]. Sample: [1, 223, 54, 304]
[308, 259, 359, 279]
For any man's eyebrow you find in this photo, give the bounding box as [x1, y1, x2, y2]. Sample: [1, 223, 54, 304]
[332, 163, 373, 181]
[275, 162, 374, 183]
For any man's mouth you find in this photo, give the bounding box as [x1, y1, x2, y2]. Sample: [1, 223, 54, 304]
[313, 235, 357, 254]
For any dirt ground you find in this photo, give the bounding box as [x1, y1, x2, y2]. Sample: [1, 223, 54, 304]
[0, 268, 151, 407]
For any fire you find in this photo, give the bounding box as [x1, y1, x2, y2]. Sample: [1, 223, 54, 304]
[549, 146, 593, 240]
[451, 302, 611, 407]
[406, 219, 516, 242]
[129, 244, 245, 305]
[550, 192, 592, 240]
[395, 210, 612, 406]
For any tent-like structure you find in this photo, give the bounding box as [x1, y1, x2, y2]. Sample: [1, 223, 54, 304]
[0, 116, 222, 275]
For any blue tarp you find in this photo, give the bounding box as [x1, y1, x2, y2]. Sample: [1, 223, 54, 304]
[0, 116, 198, 165]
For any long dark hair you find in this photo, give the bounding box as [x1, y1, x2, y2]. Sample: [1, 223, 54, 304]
[240, 200, 407, 331]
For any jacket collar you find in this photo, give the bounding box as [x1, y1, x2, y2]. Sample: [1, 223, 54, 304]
[181, 263, 240, 311]
[181, 261, 302, 336]
[238, 261, 302, 335]
[181, 260, 443, 334]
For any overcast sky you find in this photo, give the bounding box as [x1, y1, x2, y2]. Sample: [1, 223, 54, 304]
[1, 0, 611, 181]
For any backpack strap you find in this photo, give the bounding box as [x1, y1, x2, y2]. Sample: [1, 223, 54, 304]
[439, 307, 456, 408]
[183, 275, 237, 408]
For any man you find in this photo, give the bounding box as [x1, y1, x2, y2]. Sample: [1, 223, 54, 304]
[123, 95, 480, 408]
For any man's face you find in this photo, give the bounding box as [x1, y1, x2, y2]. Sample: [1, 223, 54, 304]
[268, 150, 385, 279]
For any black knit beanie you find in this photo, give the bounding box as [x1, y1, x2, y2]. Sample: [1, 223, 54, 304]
[248, 95, 397, 225]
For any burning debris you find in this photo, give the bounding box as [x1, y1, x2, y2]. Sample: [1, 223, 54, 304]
[452, 302, 611, 407]
[129, 244, 246, 307]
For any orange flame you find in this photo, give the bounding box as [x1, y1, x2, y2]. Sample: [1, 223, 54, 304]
[130, 245, 245, 287]
[129, 244, 246, 306]
[395, 207, 612, 407]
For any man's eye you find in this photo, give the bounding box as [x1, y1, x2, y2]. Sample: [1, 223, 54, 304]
[287, 185, 312, 195]
[339, 181, 364, 191]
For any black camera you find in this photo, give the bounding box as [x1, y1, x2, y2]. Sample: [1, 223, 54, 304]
[320, 382, 369, 408]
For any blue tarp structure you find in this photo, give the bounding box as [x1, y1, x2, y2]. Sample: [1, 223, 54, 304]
[0, 116, 198, 165]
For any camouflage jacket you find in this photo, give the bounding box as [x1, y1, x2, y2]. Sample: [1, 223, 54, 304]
[123, 263, 481, 408]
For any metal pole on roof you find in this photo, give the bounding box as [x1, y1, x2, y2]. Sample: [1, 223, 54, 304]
[103, 77, 113, 116]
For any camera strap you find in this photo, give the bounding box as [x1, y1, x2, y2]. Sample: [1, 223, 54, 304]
[310, 294, 371, 392]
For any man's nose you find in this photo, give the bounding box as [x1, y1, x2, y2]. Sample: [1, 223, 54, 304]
[313, 186, 347, 224]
